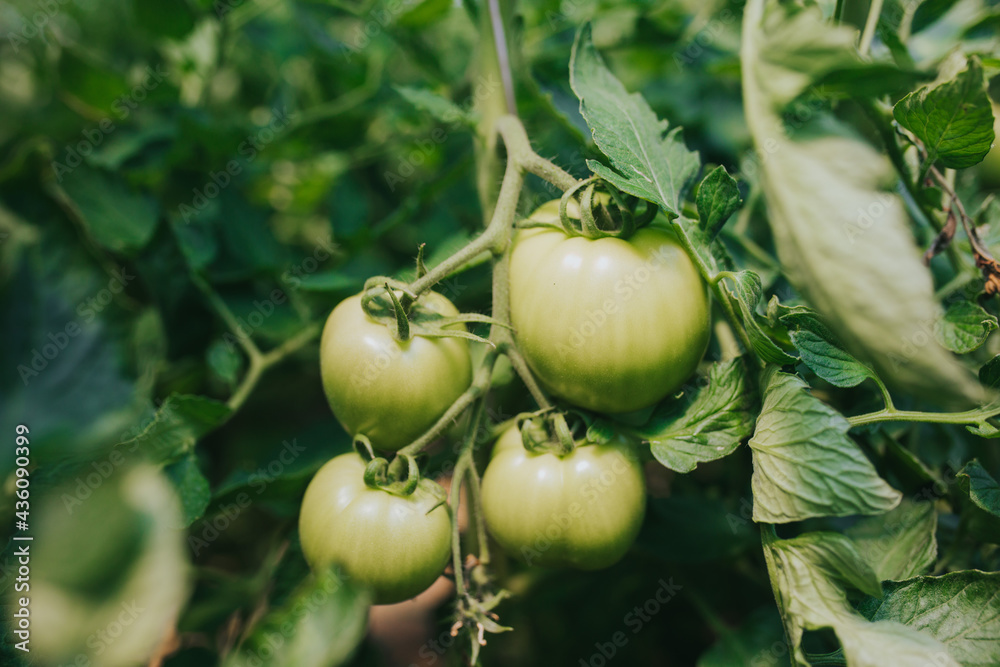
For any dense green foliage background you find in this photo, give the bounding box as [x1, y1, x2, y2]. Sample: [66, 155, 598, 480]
[1, 0, 999, 665]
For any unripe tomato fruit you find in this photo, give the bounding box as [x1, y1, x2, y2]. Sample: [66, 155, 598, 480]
[509, 201, 710, 413]
[480, 425, 646, 570]
[320, 292, 472, 451]
[299, 453, 452, 604]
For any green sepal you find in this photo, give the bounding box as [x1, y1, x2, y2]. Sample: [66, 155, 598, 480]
[353, 434, 377, 461]
[363, 452, 425, 497]
[416, 243, 428, 278]
[557, 176, 657, 240]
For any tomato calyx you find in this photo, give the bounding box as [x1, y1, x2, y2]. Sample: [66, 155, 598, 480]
[518, 411, 577, 456]
[518, 178, 660, 240]
[353, 434, 446, 505]
[359, 279, 507, 347]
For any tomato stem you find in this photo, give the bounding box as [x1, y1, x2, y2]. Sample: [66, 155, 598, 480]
[395, 355, 495, 459]
[191, 273, 322, 413]
[847, 401, 1000, 428]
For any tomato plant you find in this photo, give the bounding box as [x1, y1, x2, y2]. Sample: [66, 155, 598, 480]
[13, 0, 1000, 665]
[299, 453, 452, 604]
[480, 424, 646, 569]
[510, 200, 711, 413]
[319, 291, 473, 451]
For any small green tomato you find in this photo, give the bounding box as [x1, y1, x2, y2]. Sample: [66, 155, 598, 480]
[320, 291, 472, 451]
[480, 425, 646, 570]
[299, 453, 452, 604]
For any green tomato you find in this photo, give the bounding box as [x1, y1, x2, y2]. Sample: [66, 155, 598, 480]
[320, 291, 472, 451]
[299, 453, 452, 604]
[480, 425, 646, 570]
[509, 201, 711, 413]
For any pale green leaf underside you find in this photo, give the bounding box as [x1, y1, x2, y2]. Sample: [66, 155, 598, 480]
[750, 370, 901, 523]
[763, 531, 959, 667]
[741, 0, 981, 402]
[845, 499, 938, 581]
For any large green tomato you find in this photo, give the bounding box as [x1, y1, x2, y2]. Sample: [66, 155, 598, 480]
[320, 291, 472, 451]
[480, 425, 646, 570]
[299, 453, 452, 604]
[509, 201, 710, 413]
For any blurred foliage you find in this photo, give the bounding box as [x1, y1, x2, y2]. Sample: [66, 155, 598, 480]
[0, 0, 998, 665]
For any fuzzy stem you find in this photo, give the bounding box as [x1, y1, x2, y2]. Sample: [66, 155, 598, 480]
[396, 352, 496, 458]
[847, 402, 1000, 428]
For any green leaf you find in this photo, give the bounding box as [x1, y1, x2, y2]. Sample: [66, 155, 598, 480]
[741, 0, 982, 402]
[639, 496, 757, 563]
[894, 56, 996, 169]
[207, 339, 244, 386]
[87, 124, 178, 171]
[911, 0, 962, 32]
[782, 309, 876, 388]
[934, 300, 998, 354]
[749, 369, 901, 523]
[697, 607, 785, 667]
[789, 330, 874, 388]
[845, 500, 938, 581]
[956, 459, 1000, 519]
[721, 271, 797, 366]
[293, 271, 362, 292]
[170, 214, 218, 271]
[631, 359, 755, 473]
[55, 166, 160, 255]
[396, 0, 452, 27]
[570, 24, 700, 216]
[697, 166, 742, 238]
[763, 529, 959, 667]
[979, 355, 1000, 389]
[164, 454, 212, 527]
[857, 571, 1000, 666]
[396, 86, 477, 126]
[223, 568, 369, 667]
[122, 394, 231, 463]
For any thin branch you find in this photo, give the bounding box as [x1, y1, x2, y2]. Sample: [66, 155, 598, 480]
[487, 0, 517, 115]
